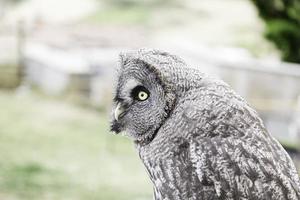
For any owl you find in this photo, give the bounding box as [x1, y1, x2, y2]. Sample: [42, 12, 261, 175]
[110, 49, 300, 200]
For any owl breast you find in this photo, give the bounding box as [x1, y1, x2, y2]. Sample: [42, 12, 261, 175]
[139, 139, 218, 200]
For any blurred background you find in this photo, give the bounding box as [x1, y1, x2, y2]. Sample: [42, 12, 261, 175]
[0, 0, 299, 199]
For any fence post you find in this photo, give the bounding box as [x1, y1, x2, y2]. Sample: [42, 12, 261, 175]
[16, 19, 25, 86]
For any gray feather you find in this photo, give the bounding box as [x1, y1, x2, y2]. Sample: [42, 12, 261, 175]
[111, 48, 300, 200]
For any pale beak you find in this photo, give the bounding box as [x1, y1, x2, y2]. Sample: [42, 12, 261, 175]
[114, 103, 124, 121]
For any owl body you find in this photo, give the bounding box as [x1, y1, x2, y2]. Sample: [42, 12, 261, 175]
[111, 49, 300, 200]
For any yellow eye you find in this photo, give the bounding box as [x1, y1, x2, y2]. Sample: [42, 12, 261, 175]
[131, 85, 150, 101]
[138, 91, 148, 101]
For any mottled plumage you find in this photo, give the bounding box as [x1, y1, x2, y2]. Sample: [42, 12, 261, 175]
[110, 49, 300, 200]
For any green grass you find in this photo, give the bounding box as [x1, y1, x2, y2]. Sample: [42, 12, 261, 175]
[0, 91, 152, 200]
[85, 6, 150, 25]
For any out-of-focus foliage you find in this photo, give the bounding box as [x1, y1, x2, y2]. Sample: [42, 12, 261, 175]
[88, 0, 182, 25]
[3, 0, 25, 3]
[251, 0, 300, 63]
[86, 5, 150, 25]
[101, 0, 179, 7]
[0, 0, 25, 19]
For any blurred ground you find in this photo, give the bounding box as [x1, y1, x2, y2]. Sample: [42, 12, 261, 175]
[0, 91, 152, 200]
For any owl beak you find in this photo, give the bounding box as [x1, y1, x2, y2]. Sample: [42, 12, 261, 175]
[114, 103, 125, 121]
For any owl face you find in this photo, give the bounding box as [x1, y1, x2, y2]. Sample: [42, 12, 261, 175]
[111, 58, 168, 143]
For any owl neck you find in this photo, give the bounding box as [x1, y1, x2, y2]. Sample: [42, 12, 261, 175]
[135, 102, 176, 146]
[134, 126, 159, 146]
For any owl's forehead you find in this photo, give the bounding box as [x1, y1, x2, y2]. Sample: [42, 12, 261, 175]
[115, 65, 155, 99]
[119, 61, 153, 82]
[114, 78, 140, 101]
[119, 78, 140, 91]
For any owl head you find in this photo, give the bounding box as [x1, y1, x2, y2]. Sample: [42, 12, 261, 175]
[110, 49, 205, 144]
